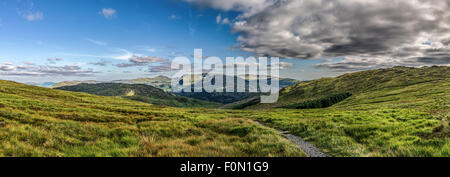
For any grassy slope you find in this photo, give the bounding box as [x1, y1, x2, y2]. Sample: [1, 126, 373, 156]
[0, 66, 448, 157]
[243, 66, 449, 156]
[55, 83, 222, 108]
[0, 80, 305, 157]
[248, 66, 449, 109]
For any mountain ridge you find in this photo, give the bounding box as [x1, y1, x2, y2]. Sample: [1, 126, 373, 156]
[55, 83, 222, 108]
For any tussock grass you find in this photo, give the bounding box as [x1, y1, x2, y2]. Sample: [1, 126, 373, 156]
[0, 80, 304, 157]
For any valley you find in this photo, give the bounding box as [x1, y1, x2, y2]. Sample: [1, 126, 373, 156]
[0, 66, 448, 157]
[55, 83, 222, 108]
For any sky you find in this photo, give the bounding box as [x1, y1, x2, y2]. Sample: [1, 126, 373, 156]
[0, 0, 449, 83]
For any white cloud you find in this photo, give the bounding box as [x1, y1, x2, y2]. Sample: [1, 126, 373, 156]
[129, 56, 166, 64]
[0, 62, 15, 71]
[56, 52, 107, 59]
[216, 14, 222, 24]
[221, 18, 231, 25]
[113, 49, 135, 60]
[17, 0, 44, 21]
[278, 62, 294, 68]
[216, 14, 231, 25]
[100, 8, 117, 19]
[85, 38, 108, 46]
[144, 48, 156, 52]
[23, 11, 43, 21]
[136, 46, 156, 52]
[170, 14, 181, 20]
[116, 56, 167, 68]
[36, 41, 45, 45]
[0, 62, 97, 76]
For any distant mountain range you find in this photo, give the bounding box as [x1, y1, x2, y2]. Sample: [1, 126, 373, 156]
[26, 82, 57, 88]
[110, 76, 172, 92]
[174, 75, 299, 104]
[55, 83, 222, 108]
[49, 76, 172, 90]
[50, 80, 101, 88]
[48, 75, 299, 104]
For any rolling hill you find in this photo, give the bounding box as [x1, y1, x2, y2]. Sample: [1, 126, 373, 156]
[51, 75, 299, 104]
[231, 66, 449, 157]
[1, 66, 448, 157]
[55, 83, 222, 108]
[233, 66, 450, 110]
[0, 80, 305, 157]
[175, 75, 299, 104]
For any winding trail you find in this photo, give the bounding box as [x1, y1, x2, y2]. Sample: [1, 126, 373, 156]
[253, 121, 330, 157]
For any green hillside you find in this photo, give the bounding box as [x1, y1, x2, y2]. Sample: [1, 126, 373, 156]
[0, 66, 448, 157]
[55, 83, 222, 108]
[0, 80, 304, 157]
[51, 75, 299, 104]
[239, 66, 450, 156]
[176, 75, 299, 104]
[243, 66, 450, 110]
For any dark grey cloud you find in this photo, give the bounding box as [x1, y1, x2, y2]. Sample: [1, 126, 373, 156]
[416, 48, 450, 65]
[184, 0, 277, 17]
[186, 0, 450, 71]
[219, 61, 294, 71]
[0, 62, 98, 76]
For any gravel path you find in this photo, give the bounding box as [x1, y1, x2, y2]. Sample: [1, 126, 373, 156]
[254, 121, 330, 157]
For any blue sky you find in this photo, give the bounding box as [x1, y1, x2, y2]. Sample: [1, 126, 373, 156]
[0, 0, 337, 83]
